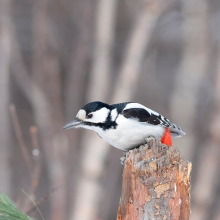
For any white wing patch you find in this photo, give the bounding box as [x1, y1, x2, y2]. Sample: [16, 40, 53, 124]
[124, 103, 159, 116]
[110, 108, 118, 121]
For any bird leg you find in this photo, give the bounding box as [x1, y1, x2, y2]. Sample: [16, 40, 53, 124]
[120, 156, 126, 165]
[144, 136, 156, 146]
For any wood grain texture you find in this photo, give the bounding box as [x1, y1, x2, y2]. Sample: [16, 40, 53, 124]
[117, 139, 191, 220]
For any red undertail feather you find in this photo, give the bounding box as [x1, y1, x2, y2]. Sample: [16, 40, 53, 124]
[161, 127, 172, 146]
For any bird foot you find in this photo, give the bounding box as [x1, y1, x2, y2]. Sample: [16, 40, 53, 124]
[120, 156, 126, 165]
[144, 136, 155, 147]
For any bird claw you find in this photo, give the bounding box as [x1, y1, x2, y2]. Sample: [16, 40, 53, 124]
[120, 156, 126, 165]
[144, 136, 155, 146]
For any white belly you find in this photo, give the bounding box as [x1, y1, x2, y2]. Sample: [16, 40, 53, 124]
[94, 115, 165, 151]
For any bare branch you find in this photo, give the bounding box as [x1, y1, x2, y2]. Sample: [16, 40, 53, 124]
[26, 186, 62, 215]
[9, 104, 33, 175]
[29, 126, 42, 198]
[22, 126, 43, 212]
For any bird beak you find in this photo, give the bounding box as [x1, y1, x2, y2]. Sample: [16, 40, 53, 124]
[62, 118, 82, 130]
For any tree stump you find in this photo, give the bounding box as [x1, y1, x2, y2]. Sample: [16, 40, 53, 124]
[117, 139, 191, 220]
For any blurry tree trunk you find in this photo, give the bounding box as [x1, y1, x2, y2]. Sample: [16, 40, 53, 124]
[0, 0, 12, 195]
[65, 1, 95, 218]
[10, 1, 67, 218]
[191, 40, 220, 220]
[32, 1, 67, 218]
[170, 0, 209, 160]
[65, 0, 94, 119]
[112, 1, 161, 103]
[212, 43, 220, 220]
[71, 0, 117, 219]
[45, 56, 68, 220]
[169, 1, 210, 219]
[117, 139, 191, 220]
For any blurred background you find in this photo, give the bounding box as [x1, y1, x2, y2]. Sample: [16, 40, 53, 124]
[0, 0, 220, 219]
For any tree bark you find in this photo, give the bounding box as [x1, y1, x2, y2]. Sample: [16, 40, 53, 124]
[117, 139, 191, 220]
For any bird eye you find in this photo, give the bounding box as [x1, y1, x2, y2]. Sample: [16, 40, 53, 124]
[87, 114, 93, 119]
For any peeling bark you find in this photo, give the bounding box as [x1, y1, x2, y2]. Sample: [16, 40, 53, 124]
[117, 139, 191, 220]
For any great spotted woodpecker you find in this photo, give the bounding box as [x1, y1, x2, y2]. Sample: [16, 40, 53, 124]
[62, 101, 185, 151]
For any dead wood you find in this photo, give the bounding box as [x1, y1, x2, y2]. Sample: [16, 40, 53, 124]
[117, 139, 191, 220]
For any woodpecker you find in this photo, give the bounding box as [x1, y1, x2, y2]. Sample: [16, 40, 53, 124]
[62, 101, 185, 151]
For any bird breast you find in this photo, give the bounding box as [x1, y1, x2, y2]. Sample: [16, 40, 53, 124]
[96, 115, 165, 151]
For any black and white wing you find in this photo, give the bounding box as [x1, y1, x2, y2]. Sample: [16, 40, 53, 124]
[122, 103, 185, 137]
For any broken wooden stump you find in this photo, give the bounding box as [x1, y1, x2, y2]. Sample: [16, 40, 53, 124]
[117, 139, 191, 220]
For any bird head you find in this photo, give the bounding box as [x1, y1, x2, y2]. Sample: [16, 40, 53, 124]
[62, 101, 110, 130]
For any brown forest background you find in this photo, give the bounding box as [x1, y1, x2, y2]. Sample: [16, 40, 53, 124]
[1, 0, 220, 219]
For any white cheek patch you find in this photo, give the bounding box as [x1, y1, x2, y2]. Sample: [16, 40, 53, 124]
[124, 103, 159, 116]
[85, 107, 110, 123]
[111, 108, 118, 121]
[76, 109, 86, 120]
